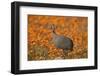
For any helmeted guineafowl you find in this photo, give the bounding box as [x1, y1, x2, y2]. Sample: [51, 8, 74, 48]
[51, 24, 73, 59]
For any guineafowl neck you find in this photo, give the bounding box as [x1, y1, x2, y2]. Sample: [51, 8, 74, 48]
[52, 31, 58, 38]
[52, 30, 56, 35]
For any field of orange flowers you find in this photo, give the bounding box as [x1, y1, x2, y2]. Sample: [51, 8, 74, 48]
[28, 15, 88, 61]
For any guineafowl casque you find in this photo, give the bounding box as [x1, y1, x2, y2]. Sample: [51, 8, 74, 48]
[50, 24, 73, 59]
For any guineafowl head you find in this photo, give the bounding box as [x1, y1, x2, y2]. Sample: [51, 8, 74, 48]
[45, 23, 56, 33]
[49, 24, 60, 42]
[50, 24, 58, 39]
[50, 24, 56, 33]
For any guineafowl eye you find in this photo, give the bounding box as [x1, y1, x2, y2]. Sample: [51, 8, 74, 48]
[50, 24, 73, 59]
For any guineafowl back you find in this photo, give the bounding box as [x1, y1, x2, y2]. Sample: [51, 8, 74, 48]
[53, 35, 73, 51]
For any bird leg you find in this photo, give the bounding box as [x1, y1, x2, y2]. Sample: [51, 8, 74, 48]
[63, 50, 69, 59]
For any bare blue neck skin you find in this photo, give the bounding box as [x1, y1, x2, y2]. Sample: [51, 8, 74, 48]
[52, 30, 59, 40]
